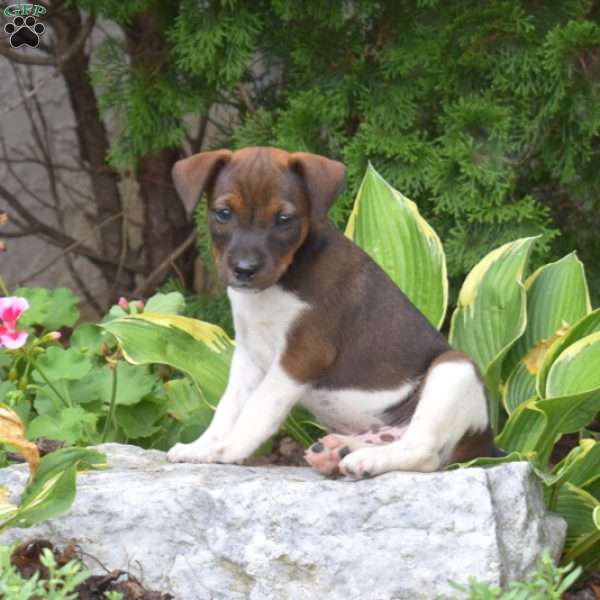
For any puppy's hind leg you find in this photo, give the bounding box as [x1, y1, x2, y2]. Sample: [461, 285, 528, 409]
[305, 426, 409, 476]
[340, 353, 490, 478]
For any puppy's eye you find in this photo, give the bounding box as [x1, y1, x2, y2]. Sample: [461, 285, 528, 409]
[275, 213, 293, 226]
[214, 208, 232, 223]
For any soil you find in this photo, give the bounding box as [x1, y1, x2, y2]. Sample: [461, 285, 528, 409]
[563, 572, 600, 600]
[246, 434, 308, 467]
[10, 539, 172, 599]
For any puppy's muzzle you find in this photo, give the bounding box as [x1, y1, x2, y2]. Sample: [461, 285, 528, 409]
[232, 257, 262, 283]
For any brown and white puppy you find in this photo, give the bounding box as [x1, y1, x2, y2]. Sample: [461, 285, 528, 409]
[167, 147, 495, 478]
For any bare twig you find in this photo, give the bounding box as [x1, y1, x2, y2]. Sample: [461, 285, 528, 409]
[16, 212, 126, 285]
[0, 72, 59, 117]
[6, 152, 84, 174]
[0, 180, 142, 273]
[64, 251, 103, 313]
[132, 228, 197, 297]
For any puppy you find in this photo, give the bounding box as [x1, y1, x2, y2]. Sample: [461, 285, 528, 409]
[167, 147, 495, 478]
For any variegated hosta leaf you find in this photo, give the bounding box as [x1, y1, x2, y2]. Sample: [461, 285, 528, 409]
[0, 485, 18, 525]
[546, 332, 600, 398]
[506, 253, 590, 374]
[537, 308, 600, 398]
[498, 389, 600, 464]
[503, 362, 537, 414]
[0, 404, 39, 478]
[449, 237, 537, 431]
[101, 313, 234, 408]
[502, 254, 590, 413]
[558, 483, 600, 572]
[447, 450, 535, 470]
[495, 399, 547, 454]
[1, 447, 106, 532]
[546, 440, 600, 502]
[345, 163, 448, 329]
[503, 325, 570, 415]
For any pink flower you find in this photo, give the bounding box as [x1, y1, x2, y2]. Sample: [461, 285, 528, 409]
[117, 297, 129, 311]
[0, 296, 29, 349]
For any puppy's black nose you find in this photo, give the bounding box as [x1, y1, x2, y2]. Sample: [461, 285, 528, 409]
[233, 259, 261, 281]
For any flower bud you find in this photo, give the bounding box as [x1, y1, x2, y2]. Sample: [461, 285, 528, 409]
[117, 297, 129, 311]
[40, 331, 62, 344]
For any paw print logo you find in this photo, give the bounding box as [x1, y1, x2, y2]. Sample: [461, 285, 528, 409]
[4, 15, 45, 48]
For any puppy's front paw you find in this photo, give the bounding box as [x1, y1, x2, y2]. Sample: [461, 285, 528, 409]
[339, 447, 388, 479]
[167, 441, 223, 464]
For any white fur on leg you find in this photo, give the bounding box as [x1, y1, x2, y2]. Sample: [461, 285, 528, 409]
[340, 360, 488, 478]
[167, 346, 264, 463]
[213, 364, 306, 463]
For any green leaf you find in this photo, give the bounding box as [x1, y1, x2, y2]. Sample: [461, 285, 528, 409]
[101, 314, 233, 407]
[145, 292, 186, 315]
[558, 483, 600, 572]
[68, 367, 110, 405]
[70, 323, 108, 355]
[499, 390, 600, 464]
[537, 308, 600, 397]
[27, 407, 97, 445]
[447, 450, 535, 469]
[70, 362, 157, 407]
[2, 447, 106, 531]
[503, 361, 537, 414]
[0, 381, 17, 403]
[33, 347, 92, 382]
[164, 378, 213, 428]
[115, 400, 162, 439]
[14, 287, 80, 330]
[345, 163, 448, 329]
[504, 253, 591, 377]
[495, 398, 547, 454]
[112, 362, 158, 406]
[546, 332, 600, 397]
[549, 440, 600, 498]
[450, 237, 537, 432]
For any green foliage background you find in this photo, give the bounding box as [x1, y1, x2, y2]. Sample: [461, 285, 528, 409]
[88, 0, 600, 304]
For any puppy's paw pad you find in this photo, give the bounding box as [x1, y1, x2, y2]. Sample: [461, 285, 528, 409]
[305, 435, 352, 476]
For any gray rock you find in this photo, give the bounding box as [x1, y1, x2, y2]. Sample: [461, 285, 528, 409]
[0, 443, 566, 600]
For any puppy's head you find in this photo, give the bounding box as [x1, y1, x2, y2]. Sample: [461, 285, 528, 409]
[172, 147, 345, 292]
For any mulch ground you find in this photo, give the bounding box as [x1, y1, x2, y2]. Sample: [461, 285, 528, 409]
[11, 539, 172, 600]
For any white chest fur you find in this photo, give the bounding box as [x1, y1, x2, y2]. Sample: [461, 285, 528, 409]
[228, 285, 309, 373]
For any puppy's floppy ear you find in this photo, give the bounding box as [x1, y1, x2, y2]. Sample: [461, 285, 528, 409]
[172, 149, 233, 215]
[289, 152, 346, 221]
